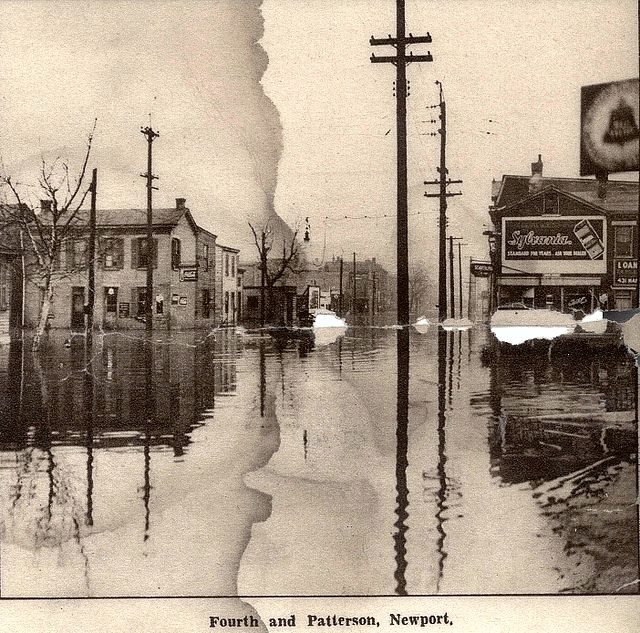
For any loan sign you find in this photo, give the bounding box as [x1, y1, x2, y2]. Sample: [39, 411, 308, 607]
[614, 258, 638, 286]
[502, 216, 606, 275]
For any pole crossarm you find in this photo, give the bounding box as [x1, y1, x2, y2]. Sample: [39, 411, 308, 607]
[370, 34, 432, 46]
[425, 191, 462, 198]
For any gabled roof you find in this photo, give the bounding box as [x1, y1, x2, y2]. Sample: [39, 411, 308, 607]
[493, 174, 638, 212]
[499, 184, 607, 215]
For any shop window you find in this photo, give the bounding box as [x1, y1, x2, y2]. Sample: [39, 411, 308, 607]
[136, 287, 147, 317]
[171, 238, 181, 270]
[104, 287, 118, 313]
[614, 225, 634, 257]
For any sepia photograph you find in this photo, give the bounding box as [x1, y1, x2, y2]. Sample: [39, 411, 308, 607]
[0, 0, 638, 631]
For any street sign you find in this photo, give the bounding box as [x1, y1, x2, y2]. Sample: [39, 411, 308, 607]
[471, 261, 492, 277]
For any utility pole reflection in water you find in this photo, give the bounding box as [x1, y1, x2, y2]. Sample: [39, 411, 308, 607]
[83, 348, 95, 527]
[142, 341, 154, 542]
[435, 328, 449, 591]
[259, 340, 266, 418]
[394, 327, 409, 595]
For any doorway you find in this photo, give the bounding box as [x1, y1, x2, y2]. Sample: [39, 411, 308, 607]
[71, 286, 85, 329]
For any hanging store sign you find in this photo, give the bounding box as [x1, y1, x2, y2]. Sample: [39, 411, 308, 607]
[180, 267, 198, 282]
[502, 216, 606, 275]
[580, 79, 639, 176]
[614, 258, 638, 286]
[471, 261, 493, 277]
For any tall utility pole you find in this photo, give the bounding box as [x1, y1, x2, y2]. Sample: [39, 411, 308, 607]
[86, 168, 97, 346]
[339, 256, 344, 317]
[370, 0, 433, 327]
[425, 81, 462, 322]
[457, 242, 467, 319]
[448, 236, 462, 319]
[352, 252, 357, 322]
[141, 125, 159, 332]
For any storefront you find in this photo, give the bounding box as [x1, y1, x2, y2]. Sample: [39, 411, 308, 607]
[496, 192, 609, 314]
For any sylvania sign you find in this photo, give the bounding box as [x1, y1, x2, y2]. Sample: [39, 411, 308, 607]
[501, 216, 606, 275]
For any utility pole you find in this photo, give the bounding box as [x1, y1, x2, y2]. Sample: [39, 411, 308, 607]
[141, 125, 159, 332]
[86, 168, 97, 346]
[448, 236, 462, 319]
[370, 0, 433, 327]
[339, 256, 344, 317]
[425, 81, 462, 322]
[352, 252, 357, 323]
[260, 231, 266, 327]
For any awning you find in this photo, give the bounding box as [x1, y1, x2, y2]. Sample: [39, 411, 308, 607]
[497, 276, 602, 286]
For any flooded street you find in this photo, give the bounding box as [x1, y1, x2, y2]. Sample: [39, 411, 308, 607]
[0, 327, 636, 597]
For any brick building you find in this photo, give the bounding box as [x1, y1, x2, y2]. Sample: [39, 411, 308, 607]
[22, 198, 233, 330]
[488, 156, 638, 312]
[215, 244, 240, 324]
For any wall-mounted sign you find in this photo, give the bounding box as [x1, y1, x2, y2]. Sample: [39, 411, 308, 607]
[502, 216, 607, 275]
[581, 79, 639, 176]
[471, 261, 493, 277]
[180, 267, 198, 282]
[171, 294, 179, 305]
[118, 302, 130, 318]
[179, 296, 188, 306]
[614, 258, 638, 286]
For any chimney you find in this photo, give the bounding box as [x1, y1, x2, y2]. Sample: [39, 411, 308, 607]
[596, 173, 608, 200]
[175, 197, 186, 211]
[40, 200, 52, 213]
[529, 154, 544, 193]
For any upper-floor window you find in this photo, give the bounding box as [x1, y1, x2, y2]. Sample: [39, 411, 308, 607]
[65, 238, 86, 270]
[199, 242, 209, 271]
[102, 237, 124, 269]
[171, 238, 181, 270]
[231, 255, 236, 277]
[225, 253, 230, 277]
[614, 225, 635, 257]
[133, 237, 157, 269]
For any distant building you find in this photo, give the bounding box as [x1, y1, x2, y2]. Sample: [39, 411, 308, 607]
[215, 244, 240, 324]
[0, 247, 18, 342]
[488, 156, 638, 312]
[22, 198, 238, 329]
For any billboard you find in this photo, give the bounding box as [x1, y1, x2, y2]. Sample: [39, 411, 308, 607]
[502, 216, 607, 275]
[580, 78, 639, 176]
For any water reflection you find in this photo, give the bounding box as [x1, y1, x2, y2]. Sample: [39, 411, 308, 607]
[0, 326, 636, 596]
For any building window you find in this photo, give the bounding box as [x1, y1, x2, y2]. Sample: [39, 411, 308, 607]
[133, 237, 157, 269]
[156, 294, 164, 315]
[231, 255, 236, 277]
[171, 238, 181, 270]
[237, 291, 241, 319]
[66, 238, 86, 270]
[224, 290, 229, 317]
[201, 289, 211, 319]
[0, 263, 8, 311]
[614, 225, 635, 257]
[102, 238, 124, 269]
[225, 253, 229, 277]
[136, 287, 147, 317]
[104, 287, 118, 313]
[199, 242, 209, 271]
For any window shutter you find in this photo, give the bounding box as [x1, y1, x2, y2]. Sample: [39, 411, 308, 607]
[116, 238, 124, 269]
[131, 238, 139, 269]
[132, 287, 138, 316]
[152, 238, 158, 269]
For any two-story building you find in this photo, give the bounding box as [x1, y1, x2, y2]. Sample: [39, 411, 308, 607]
[488, 156, 638, 312]
[215, 244, 240, 325]
[23, 198, 225, 330]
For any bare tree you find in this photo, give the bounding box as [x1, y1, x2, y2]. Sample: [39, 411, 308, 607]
[409, 264, 431, 316]
[0, 122, 96, 350]
[249, 218, 300, 326]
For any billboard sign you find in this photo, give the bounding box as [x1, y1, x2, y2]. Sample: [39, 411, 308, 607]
[614, 258, 638, 286]
[502, 216, 606, 274]
[580, 79, 639, 176]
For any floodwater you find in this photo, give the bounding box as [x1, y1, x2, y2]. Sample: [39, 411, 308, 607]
[0, 326, 637, 597]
